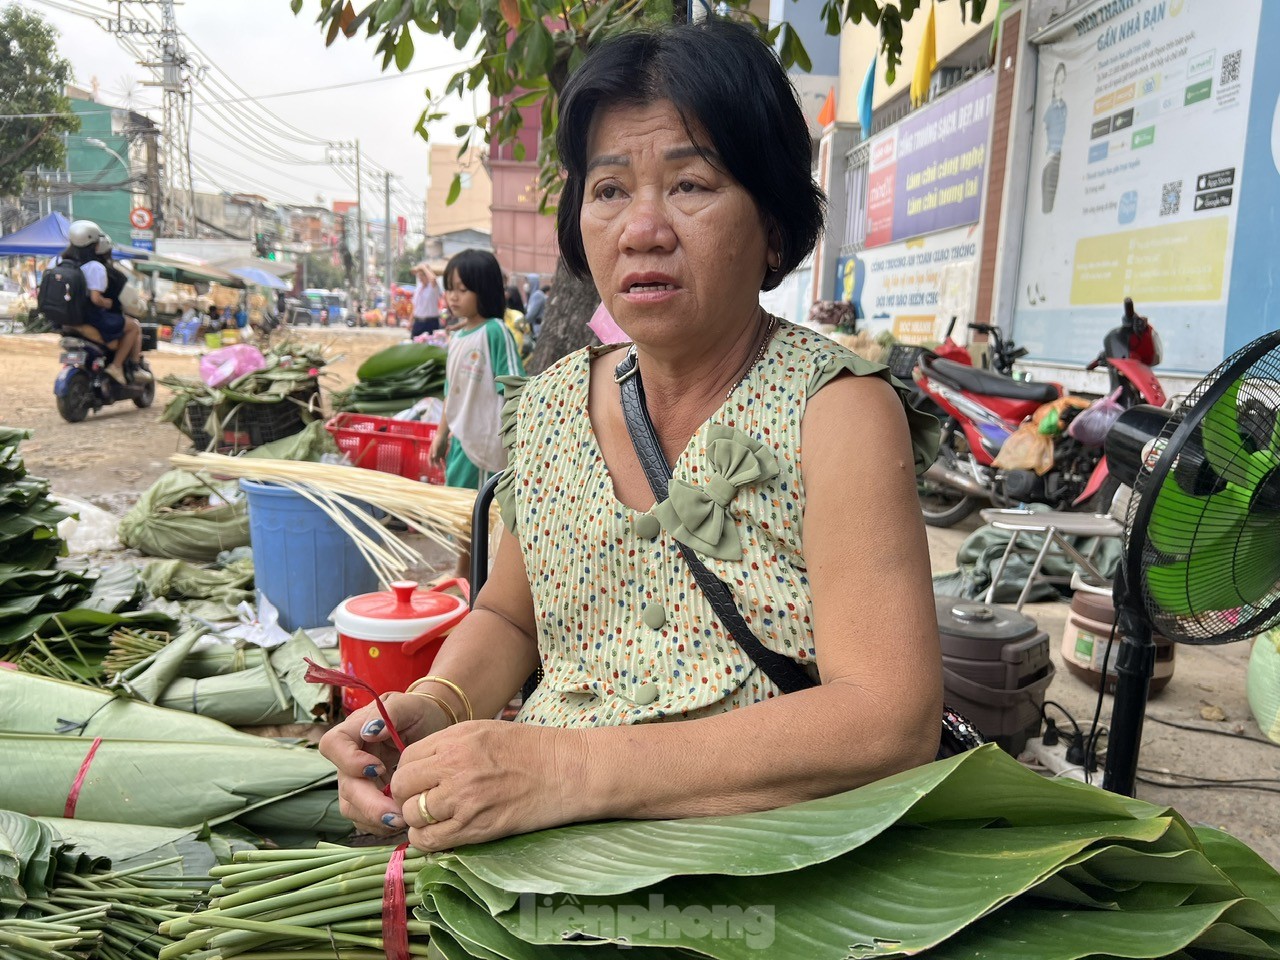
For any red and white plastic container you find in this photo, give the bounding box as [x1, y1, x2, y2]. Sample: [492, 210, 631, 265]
[332, 579, 469, 712]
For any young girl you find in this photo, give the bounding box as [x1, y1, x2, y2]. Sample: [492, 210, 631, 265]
[427, 249, 525, 492]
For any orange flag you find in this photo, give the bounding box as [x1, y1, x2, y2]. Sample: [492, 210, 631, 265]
[816, 86, 836, 128]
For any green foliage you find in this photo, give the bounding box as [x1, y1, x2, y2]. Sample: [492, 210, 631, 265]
[300, 251, 347, 289]
[294, 1, 986, 211]
[0, 6, 79, 196]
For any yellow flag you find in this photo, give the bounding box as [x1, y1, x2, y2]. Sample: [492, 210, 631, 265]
[911, 1, 938, 107]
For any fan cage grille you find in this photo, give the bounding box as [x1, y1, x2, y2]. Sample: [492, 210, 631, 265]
[1124, 332, 1280, 644]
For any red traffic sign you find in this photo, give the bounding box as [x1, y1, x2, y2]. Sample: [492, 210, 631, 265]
[129, 207, 154, 230]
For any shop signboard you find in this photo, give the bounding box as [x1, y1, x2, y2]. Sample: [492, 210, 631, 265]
[1012, 0, 1262, 372]
[839, 224, 980, 343]
[864, 73, 996, 248]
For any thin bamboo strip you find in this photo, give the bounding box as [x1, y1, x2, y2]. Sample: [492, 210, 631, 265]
[169, 454, 498, 584]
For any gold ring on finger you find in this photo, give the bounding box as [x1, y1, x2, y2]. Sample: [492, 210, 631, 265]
[416, 790, 437, 825]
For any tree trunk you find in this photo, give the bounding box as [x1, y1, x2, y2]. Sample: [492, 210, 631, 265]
[527, 261, 602, 374]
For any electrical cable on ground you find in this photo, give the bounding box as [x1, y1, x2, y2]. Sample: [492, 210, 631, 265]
[1146, 714, 1280, 748]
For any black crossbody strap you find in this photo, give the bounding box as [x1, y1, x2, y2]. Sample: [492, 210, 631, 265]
[614, 349, 817, 695]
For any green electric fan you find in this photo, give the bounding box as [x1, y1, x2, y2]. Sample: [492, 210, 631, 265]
[1102, 328, 1280, 795]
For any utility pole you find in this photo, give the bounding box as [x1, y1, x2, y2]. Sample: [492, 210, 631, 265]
[355, 140, 366, 305]
[117, 0, 196, 237]
[384, 171, 393, 311]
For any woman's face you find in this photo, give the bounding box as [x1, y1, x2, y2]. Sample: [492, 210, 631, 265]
[445, 270, 480, 322]
[579, 100, 770, 347]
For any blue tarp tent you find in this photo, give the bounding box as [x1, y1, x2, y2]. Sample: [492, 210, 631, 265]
[0, 212, 147, 259]
[0, 212, 71, 257]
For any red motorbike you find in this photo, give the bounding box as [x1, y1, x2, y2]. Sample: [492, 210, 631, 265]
[912, 322, 1165, 527]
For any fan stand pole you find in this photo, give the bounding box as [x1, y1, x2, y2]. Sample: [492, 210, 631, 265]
[1102, 608, 1156, 796]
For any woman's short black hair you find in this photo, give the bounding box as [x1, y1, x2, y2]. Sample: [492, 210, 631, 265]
[444, 249, 507, 321]
[555, 17, 825, 292]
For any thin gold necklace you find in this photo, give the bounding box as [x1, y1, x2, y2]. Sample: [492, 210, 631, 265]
[726, 313, 778, 400]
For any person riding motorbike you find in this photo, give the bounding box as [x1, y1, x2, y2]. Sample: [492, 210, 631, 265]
[91, 236, 151, 383]
[56, 220, 150, 385]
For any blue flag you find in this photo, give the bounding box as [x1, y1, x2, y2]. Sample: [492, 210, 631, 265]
[858, 56, 875, 141]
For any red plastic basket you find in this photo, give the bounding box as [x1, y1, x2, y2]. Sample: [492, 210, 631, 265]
[325, 413, 445, 485]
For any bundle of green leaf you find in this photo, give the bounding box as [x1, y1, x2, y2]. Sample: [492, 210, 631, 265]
[1, 564, 176, 680]
[0, 428, 72, 572]
[159, 843, 426, 958]
[407, 746, 1280, 960]
[0, 671, 350, 844]
[0, 811, 209, 960]
[119, 422, 336, 562]
[160, 340, 333, 447]
[333, 342, 447, 415]
[110, 627, 336, 727]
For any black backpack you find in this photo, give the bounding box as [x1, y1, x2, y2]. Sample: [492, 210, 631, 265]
[37, 259, 88, 331]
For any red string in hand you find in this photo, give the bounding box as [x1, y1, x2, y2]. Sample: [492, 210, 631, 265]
[304, 658, 407, 752]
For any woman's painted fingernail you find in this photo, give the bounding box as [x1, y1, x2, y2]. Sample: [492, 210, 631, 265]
[382, 813, 405, 829]
[363, 764, 381, 779]
[361, 719, 385, 738]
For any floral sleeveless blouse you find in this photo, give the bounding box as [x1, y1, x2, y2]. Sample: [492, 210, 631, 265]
[494, 321, 938, 728]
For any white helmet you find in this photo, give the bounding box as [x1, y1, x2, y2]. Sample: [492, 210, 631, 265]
[95, 234, 113, 256]
[68, 219, 103, 249]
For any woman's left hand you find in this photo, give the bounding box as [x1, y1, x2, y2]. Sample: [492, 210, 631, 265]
[392, 720, 587, 851]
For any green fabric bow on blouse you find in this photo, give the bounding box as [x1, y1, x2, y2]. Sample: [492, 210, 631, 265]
[652, 424, 780, 560]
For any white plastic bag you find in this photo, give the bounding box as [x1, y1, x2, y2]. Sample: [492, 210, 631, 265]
[52, 495, 122, 554]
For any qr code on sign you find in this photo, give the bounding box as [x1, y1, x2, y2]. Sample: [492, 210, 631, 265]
[1161, 180, 1182, 217]
[1222, 49, 1242, 85]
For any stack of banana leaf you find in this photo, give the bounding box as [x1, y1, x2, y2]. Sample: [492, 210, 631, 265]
[0, 670, 350, 845]
[0, 811, 210, 960]
[0, 430, 173, 673]
[0, 427, 71, 571]
[159, 746, 1280, 959]
[1, 565, 176, 680]
[160, 340, 332, 449]
[333, 342, 447, 415]
[412, 746, 1280, 959]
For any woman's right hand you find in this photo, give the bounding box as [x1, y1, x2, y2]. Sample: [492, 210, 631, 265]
[319, 694, 446, 834]
[427, 430, 448, 468]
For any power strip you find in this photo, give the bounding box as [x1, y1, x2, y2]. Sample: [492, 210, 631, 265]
[1020, 735, 1088, 782]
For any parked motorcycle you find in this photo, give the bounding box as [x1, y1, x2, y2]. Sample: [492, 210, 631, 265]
[912, 323, 1164, 527]
[54, 330, 156, 423]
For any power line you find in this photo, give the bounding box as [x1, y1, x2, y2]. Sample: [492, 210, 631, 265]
[188, 61, 475, 106]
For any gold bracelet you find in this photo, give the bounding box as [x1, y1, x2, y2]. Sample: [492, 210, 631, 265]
[404, 690, 459, 726]
[406, 675, 473, 722]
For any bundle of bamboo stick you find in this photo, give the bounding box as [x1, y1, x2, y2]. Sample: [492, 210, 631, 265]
[169, 454, 497, 585]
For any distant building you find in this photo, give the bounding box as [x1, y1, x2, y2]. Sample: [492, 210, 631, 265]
[48, 86, 158, 244]
[487, 102, 557, 278]
[426, 144, 491, 242]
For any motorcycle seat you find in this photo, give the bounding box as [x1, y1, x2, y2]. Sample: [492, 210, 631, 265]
[922, 356, 1059, 403]
[63, 324, 106, 346]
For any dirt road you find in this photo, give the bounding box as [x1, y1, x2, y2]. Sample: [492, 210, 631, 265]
[0, 328, 401, 509]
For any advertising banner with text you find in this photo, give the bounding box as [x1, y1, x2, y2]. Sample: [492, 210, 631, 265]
[837, 224, 981, 344]
[865, 73, 996, 248]
[1012, 0, 1261, 373]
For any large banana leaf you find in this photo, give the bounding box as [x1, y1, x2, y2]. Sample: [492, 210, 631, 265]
[413, 746, 1280, 960]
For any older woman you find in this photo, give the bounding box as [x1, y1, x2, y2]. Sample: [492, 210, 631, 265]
[321, 18, 942, 849]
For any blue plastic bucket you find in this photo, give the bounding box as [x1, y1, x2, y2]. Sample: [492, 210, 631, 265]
[240, 479, 380, 632]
